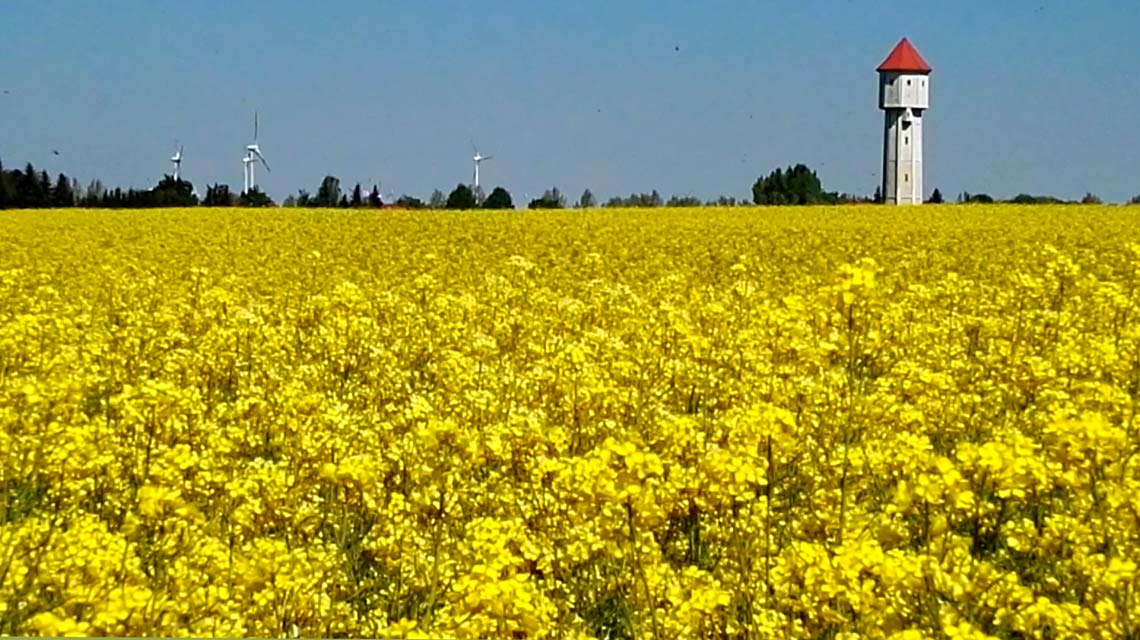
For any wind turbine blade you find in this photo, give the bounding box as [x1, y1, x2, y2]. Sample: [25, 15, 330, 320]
[471, 139, 479, 154]
[254, 111, 259, 141]
[254, 149, 271, 172]
[482, 155, 493, 161]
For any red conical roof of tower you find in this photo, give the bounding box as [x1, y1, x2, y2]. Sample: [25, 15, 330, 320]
[877, 38, 931, 73]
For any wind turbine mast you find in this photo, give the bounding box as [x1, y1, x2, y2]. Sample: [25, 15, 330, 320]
[243, 111, 270, 194]
[471, 141, 492, 195]
[171, 144, 184, 182]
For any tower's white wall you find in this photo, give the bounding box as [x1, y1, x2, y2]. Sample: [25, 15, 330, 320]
[882, 109, 924, 205]
[880, 70, 929, 206]
[911, 116, 923, 204]
[879, 72, 929, 110]
[883, 111, 898, 204]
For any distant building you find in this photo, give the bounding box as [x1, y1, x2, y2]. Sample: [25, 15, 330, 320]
[878, 38, 931, 205]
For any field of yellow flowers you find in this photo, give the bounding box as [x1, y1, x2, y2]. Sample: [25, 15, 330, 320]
[1, 205, 1139, 639]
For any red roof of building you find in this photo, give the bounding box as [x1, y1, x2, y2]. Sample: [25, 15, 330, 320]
[877, 38, 931, 73]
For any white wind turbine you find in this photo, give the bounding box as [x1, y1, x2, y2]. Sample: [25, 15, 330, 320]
[242, 111, 270, 193]
[170, 144, 184, 181]
[471, 141, 492, 193]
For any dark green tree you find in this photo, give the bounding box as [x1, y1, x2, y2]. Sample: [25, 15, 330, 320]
[150, 175, 198, 207]
[929, 188, 944, 204]
[604, 190, 663, 207]
[203, 184, 235, 207]
[238, 187, 275, 207]
[1009, 194, 1065, 204]
[396, 195, 427, 209]
[752, 164, 836, 205]
[51, 173, 74, 207]
[576, 188, 597, 209]
[483, 186, 514, 209]
[20, 164, 44, 207]
[960, 192, 993, 204]
[368, 185, 382, 208]
[529, 187, 566, 209]
[39, 171, 52, 206]
[447, 183, 477, 209]
[315, 176, 341, 207]
[0, 160, 8, 209]
[350, 183, 363, 207]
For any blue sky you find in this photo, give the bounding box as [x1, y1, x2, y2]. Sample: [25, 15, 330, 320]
[1, 1, 1137, 203]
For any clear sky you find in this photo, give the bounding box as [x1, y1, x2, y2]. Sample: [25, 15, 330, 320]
[2, 1, 1137, 203]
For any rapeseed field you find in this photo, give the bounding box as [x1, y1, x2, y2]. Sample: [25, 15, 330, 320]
[1, 206, 1138, 639]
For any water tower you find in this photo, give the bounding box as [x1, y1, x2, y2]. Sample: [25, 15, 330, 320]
[878, 38, 931, 205]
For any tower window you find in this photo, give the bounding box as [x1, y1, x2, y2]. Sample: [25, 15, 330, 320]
[904, 174, 909, 182]
[905, 136, 909, 144]
[907, 79, 912, 86]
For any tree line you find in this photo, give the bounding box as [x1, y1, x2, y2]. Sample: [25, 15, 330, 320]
[3, 158, 1137, 211]
[0, 161, 276, 209]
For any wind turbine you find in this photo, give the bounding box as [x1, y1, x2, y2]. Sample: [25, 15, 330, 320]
[471, 141, 492, 193]
[170, 144, 184, 181]
[243, 111, 270, 193]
